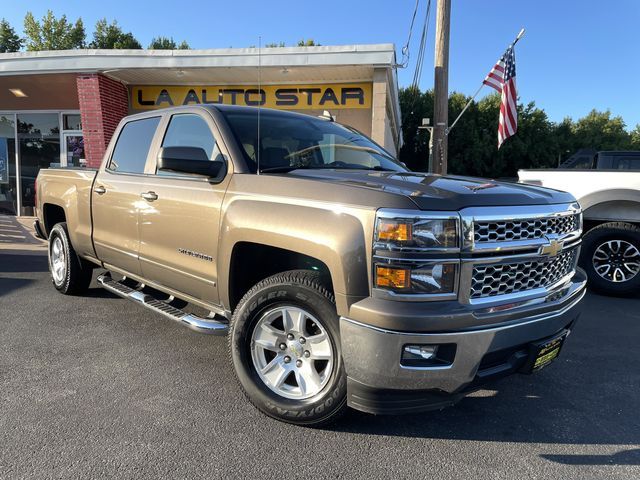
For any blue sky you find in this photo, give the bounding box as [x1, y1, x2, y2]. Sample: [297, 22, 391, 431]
[2, 0, 639, 128]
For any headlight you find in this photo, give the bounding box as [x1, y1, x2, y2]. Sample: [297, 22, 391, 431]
[373, 210, 461, 299]
[375, 263, 457, 295]
[375, 210, 460, 251]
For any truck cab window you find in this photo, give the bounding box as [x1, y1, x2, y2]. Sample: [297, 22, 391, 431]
[109, 117, 160, 174]
[159, 114, 220, 175]
[613, 156, 640, 170]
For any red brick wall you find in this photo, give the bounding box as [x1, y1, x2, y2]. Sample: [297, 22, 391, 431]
[76, 74, 129, 168]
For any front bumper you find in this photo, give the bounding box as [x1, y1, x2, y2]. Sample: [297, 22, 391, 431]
[341, 269, 587, 415]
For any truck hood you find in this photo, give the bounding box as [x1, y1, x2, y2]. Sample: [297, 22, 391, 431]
[288, 170, 575, 210]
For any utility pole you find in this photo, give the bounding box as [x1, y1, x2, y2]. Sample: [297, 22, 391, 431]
[431, 0, 451, 174]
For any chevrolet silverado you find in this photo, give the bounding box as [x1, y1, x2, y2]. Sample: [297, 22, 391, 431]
[35, 105, 586, 426]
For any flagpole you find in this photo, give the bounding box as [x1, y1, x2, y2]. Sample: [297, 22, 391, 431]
[446, 28, 525, 136]
[445, 83, 485, 135]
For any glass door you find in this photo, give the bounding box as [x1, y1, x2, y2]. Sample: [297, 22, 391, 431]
[0, 114, 17, 215]
[62, 133, 85, 167]
[17, 113, 61, 216]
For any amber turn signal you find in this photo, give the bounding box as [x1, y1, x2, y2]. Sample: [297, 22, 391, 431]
[376, 265, 411, 290]
[377, 219, 413, 242]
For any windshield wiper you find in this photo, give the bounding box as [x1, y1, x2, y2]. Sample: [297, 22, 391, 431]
[259, 166, 305, 173]
[360, 166, 395, 171]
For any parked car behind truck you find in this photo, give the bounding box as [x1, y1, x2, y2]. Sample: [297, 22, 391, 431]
[36, 105, 586, 426]
[519, 151, 640, 296]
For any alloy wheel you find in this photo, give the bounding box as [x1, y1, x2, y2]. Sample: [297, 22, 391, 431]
[592, 239, 640, 283]
[50, 236, 67, 285]
[250, 306, 334, 400]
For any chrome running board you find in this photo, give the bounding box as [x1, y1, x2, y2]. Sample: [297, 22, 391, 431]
[97, 272, 228, 335]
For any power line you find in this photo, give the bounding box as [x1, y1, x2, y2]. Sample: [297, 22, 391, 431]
[398, 0, 421, 68]
[411, 0, 432, 91]
[402, 0, 432, 127]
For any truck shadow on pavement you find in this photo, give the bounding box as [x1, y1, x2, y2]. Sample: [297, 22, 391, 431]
[541, 448, 640, 466]
[0, 277, 36, 297]
[0, 253, 49, 273]
[332, 368, 640, 458]
[0, 255, 112, 299]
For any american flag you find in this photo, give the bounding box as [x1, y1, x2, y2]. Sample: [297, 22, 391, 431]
[483, 45, 517, 149]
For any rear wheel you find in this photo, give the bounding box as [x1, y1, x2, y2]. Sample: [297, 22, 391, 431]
[229, 270, 347, 426]
[580, 222, 640, 296]
[48, 222, 93, 295]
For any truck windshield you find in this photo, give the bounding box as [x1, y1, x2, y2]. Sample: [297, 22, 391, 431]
[221, 109, 408, 173]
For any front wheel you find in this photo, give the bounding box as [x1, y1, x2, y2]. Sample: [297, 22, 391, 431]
[229, 270, 347, 426]
[580, 222, 640, 297]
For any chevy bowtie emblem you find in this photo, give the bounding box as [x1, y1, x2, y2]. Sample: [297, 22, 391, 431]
[539, 238, 564, 257]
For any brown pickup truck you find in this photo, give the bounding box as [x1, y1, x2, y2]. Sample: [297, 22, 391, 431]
[35, 105, 586, 426]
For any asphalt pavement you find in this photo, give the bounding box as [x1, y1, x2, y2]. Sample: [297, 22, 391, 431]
[1, 248, 639, 479]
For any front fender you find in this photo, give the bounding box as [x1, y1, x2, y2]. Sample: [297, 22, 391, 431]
[218, 198, 375, 316]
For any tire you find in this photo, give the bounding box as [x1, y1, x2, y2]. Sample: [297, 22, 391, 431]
[48, 222, 93, 295]
[229, 270, 347, 427]
[579, 222, 640, 297]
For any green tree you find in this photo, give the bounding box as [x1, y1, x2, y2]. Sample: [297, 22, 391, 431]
[297, 39, 319, 46]
[400, 87, 582, 177]
[90, 18, 141, 49]
[631, 124, 640, 150]
[398, 87, 434, 171]
[265, 41, 286, 48]
[0, 18, 22, 52]
[23, 10, 85, 50]
[148, 36, 189, 49]
[401, 87, 638, 177]
[571, 109, 631, 150]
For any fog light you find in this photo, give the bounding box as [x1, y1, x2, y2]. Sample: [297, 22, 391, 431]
[401, 343, 457, 368]
[403, 345, 438, 360]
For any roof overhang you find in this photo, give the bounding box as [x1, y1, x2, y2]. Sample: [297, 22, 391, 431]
[0, 44, 396, 77]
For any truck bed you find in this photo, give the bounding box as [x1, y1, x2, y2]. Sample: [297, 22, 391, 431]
[518, 169, 640, 201]
[36, 168, 98, 261]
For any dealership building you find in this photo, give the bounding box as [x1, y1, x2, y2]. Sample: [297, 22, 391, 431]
[0, 44, 401, 216]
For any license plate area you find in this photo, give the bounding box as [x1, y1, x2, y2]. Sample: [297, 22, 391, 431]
[522, 330, 569, 373]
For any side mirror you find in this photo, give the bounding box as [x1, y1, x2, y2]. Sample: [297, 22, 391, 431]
[157, 146, 224, 177]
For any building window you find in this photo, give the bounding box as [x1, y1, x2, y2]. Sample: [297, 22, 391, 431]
[63, 114, 82, 131]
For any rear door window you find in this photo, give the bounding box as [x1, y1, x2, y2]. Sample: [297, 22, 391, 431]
[109, 117, 160, 174]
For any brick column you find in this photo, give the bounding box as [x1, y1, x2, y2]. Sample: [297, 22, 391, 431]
[76, 74, 129, 168]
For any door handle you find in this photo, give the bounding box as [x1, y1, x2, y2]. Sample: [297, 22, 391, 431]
[94, 186, 106, 195]
[140, 191, 158, 201]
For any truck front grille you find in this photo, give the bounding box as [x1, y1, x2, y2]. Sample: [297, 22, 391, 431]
[474, 214, 579, 244]
[470, 247, 579, 299]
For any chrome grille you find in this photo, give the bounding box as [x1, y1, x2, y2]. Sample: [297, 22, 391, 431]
[474, 214, 579, 244]
[470, 248, 578, 299]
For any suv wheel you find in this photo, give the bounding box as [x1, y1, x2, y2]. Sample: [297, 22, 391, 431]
[229, 270, 347, 426]
[580, 222, 640, 296]
[48, 222, 93, 295]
